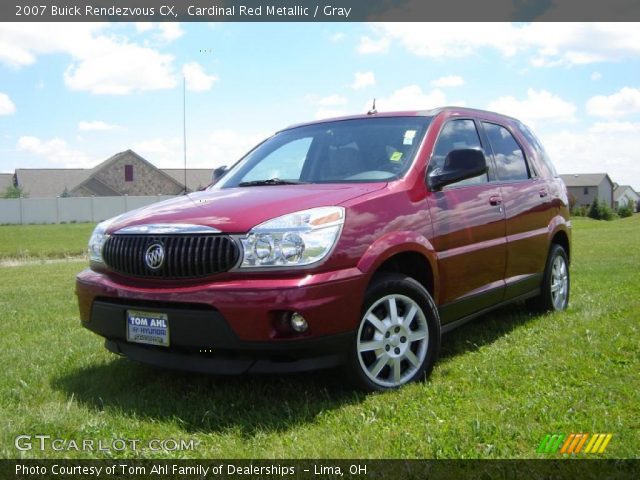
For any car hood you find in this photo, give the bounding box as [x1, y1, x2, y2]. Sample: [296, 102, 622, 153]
[107, 183, 385, 234]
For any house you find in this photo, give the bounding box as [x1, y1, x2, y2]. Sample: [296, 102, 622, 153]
[162, 169, 216, 192]
[559, 173, 614, 209]
[0, 173, 14, 193]
[70, 150, 186, 197]
[613, 185, 640, 211]
[14, 168, 92, 198]
[7, 150, 215, 198]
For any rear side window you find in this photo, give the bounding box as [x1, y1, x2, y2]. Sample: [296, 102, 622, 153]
[516, 121, 558, 178]
[483, 122, 529, 182]
[429, 119, 488, 187]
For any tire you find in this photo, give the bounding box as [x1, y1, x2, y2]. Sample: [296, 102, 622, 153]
[527, 243, 570, 312]
[346, 273, 441, 392]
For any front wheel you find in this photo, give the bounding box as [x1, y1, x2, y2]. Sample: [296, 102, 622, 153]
[346, 273, 441, 391]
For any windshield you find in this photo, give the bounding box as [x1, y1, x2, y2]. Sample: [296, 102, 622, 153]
[215, 117, 432, 188]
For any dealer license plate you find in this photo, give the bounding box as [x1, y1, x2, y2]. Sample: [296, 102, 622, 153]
[126, 310, 170, 347]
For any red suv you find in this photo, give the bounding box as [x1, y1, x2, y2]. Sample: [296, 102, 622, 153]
[76, 107, 571, 391]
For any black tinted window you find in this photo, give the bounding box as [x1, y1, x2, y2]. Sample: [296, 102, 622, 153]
[483, 122, 529, 182]
[428, 119, 487, 187]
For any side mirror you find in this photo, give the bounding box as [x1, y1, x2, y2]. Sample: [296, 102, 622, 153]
[428, 149, 488, 191]
[211, 165, 228, 184]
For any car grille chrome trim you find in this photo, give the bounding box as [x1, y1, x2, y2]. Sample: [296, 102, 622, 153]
[103, 233, 239, 278]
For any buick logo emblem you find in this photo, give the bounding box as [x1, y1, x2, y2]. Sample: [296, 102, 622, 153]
[144, 243, 165, 270]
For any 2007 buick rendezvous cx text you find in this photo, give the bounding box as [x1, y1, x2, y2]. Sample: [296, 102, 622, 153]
[76, 107, 571, 391]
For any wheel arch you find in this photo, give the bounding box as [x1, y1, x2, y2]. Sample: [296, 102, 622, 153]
[551, 229, 570, 264]
[356, 231, 439, 303]
[548, 216, 571, 264]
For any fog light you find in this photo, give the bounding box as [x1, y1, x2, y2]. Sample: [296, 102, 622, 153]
[289, 312, 308, 332]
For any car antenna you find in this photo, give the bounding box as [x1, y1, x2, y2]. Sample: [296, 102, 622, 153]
[182, 75, 188, 195]
[367, 98, 377, 115]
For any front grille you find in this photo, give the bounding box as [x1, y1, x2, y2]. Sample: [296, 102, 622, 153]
[102, 234, 239, 278]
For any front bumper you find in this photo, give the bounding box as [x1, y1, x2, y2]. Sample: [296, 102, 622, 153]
[75, 267, 367, 374]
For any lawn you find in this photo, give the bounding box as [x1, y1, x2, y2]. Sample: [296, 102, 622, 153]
[0, 223, 95, 260]
[0, 216, 638, 459]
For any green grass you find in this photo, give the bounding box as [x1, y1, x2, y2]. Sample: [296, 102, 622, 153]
[0, 216, 638, 459]
[0, 223, 95, 260]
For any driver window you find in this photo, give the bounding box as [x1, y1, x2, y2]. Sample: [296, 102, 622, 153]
[429, 119, 488, 187]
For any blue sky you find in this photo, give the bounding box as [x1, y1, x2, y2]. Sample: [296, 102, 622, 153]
[1, 22, 640, 189]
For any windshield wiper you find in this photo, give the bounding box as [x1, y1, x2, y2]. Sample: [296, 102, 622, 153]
[238, 178, 308, 187]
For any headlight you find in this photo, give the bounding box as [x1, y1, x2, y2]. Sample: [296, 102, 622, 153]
[239, 206, 345, 268]
[88, 220, 110, 265]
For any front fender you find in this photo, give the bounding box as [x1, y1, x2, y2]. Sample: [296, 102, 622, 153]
[356, 231, 440, 301]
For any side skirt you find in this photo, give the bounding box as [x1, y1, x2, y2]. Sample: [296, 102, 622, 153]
[440, 288, 540, 334]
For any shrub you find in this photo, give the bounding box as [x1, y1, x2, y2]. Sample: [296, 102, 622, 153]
[618, 199, 635, 218]
[2, 185, 28, 199]
[588, 198, 615, 221]
[571, 205, 587, 217]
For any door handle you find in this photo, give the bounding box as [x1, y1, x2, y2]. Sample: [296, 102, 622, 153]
[539, 189, 548, 198]
[489, 195, 502, 206]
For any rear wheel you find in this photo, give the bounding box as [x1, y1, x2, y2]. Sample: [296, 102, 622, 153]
[528, 243, 570, 312]
[346, 273, 441, 391]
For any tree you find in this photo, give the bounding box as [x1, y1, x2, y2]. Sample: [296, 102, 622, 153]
[587, 197, 600, 220]
[588, 197, 615, 220]
[2, 185, 27, 198]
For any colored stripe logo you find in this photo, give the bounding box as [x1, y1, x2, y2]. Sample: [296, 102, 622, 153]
[537, 433, 613, 454]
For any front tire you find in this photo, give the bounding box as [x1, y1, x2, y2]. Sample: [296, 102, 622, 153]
[346, 273, 441, 391]
[528, 243, 570, 312]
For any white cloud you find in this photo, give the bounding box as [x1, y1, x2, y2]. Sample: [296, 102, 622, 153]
[201, 130, 266, 167]
[0, 24, 177, 95]
[306, 94, 349, 119]
[357, 36, 390, 54]
[329, 32, 346, 43]
[586, 87, 640, 118]
[588, 121, 640, 134]
[0, 92, 16, 115]
[133, 130, 266, 169]
[64, 40, 176, 95]
[17, 136, 91, 167]
[134, 22, 154, 33]
[373, 85, 446, 111]
[78, 121, 122, 132]
[182, 62, 218, 92]
[358, 23, 640, 67]
[133, 137, 183, 167]
[591, 72, 602, 81]
[487, 89, 576, 125]
[544, 126, 640, 189]
[157, 23, 184, 42]
[431, 75, 465, 88]
[360, 23, 519, 58]
[350, 71, 375, 90]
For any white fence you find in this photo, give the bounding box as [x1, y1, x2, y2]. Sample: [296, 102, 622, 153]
[0, 195, 176, 225]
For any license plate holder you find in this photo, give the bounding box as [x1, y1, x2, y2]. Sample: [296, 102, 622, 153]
[126, 310, 169, 347]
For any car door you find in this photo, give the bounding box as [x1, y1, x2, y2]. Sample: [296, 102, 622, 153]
[479, 121, 552, 300]
[426, 118, 507, 324]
